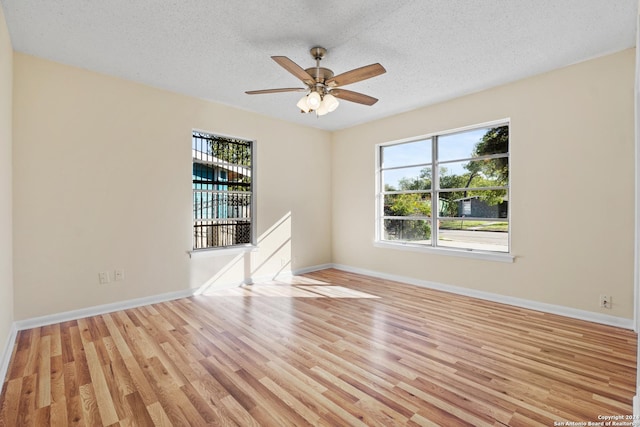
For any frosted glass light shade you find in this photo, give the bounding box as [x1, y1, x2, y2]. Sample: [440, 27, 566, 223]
[322, 94, 339, 112]
[306, 91, 321, 110]
[296, 95, 310, 112]
[316, 101, 329, 116]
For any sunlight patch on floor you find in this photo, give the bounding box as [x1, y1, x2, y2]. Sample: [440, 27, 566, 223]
[201, 280, 380, 299]
[297, 286, 379, 298]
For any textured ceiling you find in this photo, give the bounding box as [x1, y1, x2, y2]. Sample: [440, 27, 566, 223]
[1, 0, 637, 131]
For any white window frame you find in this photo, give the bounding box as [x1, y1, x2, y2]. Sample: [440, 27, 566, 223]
[375, 119, 514, 263]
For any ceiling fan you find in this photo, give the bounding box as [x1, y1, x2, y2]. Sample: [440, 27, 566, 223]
[245, 46, 386, 116]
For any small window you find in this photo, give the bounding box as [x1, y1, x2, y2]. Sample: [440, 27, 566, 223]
[378, 122, 509, 254]
[192, 131, 254, 250]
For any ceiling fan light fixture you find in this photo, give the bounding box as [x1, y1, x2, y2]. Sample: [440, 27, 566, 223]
[322, 93, 339, 112]
[306, 91, 321, 110]
[296, 95, 311, 113]
[316, 101, 330, 116]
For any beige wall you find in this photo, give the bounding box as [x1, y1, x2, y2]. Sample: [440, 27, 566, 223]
[9, 47, 637, 321]
[0, 5, 13, 353]
[332, 49, 636, 319]
[12, 53, 332, 320]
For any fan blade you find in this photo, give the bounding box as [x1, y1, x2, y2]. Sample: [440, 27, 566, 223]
[326, 63, 386, 87]
[331, 89, 378, 106]
[271, 56, 315, 85]
[245, 88, 306, 95]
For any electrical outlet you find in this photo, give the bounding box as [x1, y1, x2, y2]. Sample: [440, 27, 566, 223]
[98, 271, 110, 284]
[114, 269, 125, 281]
[600, 295, 612, 309]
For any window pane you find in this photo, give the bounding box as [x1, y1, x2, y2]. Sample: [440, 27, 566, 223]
[382, 139, 431, 168]
[383, 166, 431, 191]
[194, 219, 252, 249]
[438, 125, 508, 161]
[377, 123, 509, 254]
[438, 190, 508, 219]
[384, 193, 431, 217]
[439, 159, 509, 189]
[193, 131, 253, 249]
[438, 219, 508, 253]
[383, 219, 432, 243]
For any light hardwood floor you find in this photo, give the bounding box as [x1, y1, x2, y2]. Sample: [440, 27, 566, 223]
[0, 269, 637, 426]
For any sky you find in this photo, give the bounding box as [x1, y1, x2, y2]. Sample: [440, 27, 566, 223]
[382, 128, 489, 189]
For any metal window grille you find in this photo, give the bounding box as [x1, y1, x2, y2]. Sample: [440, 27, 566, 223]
[192, 131, 254, 249]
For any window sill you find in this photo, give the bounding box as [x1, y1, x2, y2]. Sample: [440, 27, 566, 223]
[374, 241, 515, 263]
[188, 244, 257, 259]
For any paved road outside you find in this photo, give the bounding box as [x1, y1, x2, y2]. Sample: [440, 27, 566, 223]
[437, 229, 508, 252]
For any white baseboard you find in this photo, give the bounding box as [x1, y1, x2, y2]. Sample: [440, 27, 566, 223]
[634, 394, 639, 419]
[256, 263, 333, 281]
[193, 263, 332, 294]
[331, 263, 635, 330]
[3, 261, 632, 389]
[14, 288, 197, 331]
[12, 263, 334, 331]
[7, 262, 636, 332]
[293, 263, 333, 275]
[0, 322, 18, 388]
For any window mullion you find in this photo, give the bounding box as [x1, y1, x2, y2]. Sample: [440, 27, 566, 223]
[431, 135, 438, 247]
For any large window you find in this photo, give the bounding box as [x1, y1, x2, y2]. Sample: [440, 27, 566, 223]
[192, 131, 254, 250]
[377, 122, 509, 255]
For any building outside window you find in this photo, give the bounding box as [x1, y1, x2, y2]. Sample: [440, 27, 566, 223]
[377, 122, 509, 254]
[192, 131, 254, 250]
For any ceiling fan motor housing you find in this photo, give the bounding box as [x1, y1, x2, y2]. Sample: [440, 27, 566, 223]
[305, 67, 334, 85]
